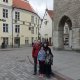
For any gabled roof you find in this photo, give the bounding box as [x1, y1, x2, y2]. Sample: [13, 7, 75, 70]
[46, 9, 53, 19]
[13, 0, 35, 13]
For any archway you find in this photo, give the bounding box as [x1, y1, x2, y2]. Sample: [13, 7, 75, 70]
[58, 15, 72, 49]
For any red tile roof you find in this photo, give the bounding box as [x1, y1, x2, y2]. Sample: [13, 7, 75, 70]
[13, 0, 35, 13]
[47, 9, 53, 19]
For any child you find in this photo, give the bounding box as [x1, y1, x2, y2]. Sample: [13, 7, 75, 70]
[45, 50, 53, 78]
[43, 42, 53, 78]
[38, 46, 46, 77]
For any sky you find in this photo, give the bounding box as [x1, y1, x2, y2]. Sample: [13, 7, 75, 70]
[28, 0, 53, 18]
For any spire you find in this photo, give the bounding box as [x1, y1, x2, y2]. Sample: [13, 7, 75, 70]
[46, 0, 48, 10]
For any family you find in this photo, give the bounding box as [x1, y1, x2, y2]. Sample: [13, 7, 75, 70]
[32, 40, 53, 78]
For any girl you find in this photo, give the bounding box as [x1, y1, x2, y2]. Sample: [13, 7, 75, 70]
[38, 46, 46, 77]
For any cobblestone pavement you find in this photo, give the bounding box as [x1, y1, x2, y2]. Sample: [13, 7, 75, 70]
[0, 47, 57, 80]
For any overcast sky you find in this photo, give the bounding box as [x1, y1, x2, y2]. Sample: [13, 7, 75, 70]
[28, 0, 53, 18]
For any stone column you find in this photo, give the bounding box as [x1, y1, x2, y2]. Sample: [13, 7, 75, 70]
[53, 30, 64, 50]
[72, 28, 80, 50]
[69, 30, 72, 48]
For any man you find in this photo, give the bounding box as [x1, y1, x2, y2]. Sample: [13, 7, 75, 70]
[32, 40, 41, 75]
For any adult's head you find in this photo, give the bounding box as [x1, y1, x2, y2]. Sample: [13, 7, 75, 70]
[33, 40, 40, 47]
[43, 42, 48, 48]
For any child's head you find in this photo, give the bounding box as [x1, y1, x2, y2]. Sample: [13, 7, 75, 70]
[40, 46, 44, 50]
[43, 42, 48, 47]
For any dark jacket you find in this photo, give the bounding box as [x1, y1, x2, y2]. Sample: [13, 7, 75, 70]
[44, 46, 53, 65]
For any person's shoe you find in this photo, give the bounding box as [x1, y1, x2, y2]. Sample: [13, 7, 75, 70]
[33, 73, 36, 75]
[39, 74, 43, 77]
[46, 74, 51, 78]
[39, 74, 42, 77]
[41, 74, 44, 77]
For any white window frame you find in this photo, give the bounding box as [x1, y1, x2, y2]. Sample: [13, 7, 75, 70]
[3, 23, 8, 32]
[15, 12, 20, 21]
[3, 9, 8, 18]
[15, 25, 20, 33]
[3, 0, 8, 3]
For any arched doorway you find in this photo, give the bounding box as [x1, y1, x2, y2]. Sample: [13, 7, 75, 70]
[58, 15, 72, 49]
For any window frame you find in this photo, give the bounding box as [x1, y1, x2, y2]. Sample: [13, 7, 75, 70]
[15, 25, 20, 33]
[3, 23, 8, 32]
[3, 9, 8, 18]
[15, 11, 20, 21]
[3, 0, 8, 3]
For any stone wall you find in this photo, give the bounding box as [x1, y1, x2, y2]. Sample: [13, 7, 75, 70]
[53, 0, 80, 50]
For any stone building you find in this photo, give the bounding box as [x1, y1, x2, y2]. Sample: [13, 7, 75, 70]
[53, 0, 80, 50]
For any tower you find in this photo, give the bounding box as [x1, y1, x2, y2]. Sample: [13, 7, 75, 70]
[53, 0, 80, 50]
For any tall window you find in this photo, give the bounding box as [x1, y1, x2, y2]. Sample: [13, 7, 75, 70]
[36, 27, 37, 34]
[35, 17, 37, 24]
[3, 9, 8, 18]
[3, 37, 8, 45]
[31, 16, 34, 23]
[3, 23, 8, 32]
[15, 12, 20, 21]
[15, 25, 20, 33]
[38, 19, 39, 25]
[3, 0, 8, 3]
[31, 27, 34, 34]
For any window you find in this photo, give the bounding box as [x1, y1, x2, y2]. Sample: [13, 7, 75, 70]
[31, 27, 34, 34]
[3, 23, 8, 32]
[15, 12, 20, 21]
[36, 27, 37, 34]
[3, 0, 8, 3]
[31, 16, 34, 23]
[25, 37, 29, 45]
[3, 9, 8, 18]
[15, 25, 20, 33]
[44, 21, 48, 25]
[3, 37, 8, 45]
[35, 17, 37, 24]
[32, 37, 34, 43]
[38, 19, 39, 25]
[29, 27, 31, 30]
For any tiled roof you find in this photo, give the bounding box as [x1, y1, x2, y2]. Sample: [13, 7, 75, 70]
[13, 0, 35, 13]
[47, 9, 53, 19]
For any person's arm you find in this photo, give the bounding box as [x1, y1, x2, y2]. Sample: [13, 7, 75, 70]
[32, 47, 35, 58]
[49, 47, 54, 57]
[37, 51, 40, 61]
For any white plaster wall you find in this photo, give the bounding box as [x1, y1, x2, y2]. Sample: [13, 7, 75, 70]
[0, 4, 12, 46]
[13, 8, 40, 45]
[40, 11, 53, 39]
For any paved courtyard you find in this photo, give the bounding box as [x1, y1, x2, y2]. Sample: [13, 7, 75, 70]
[52, 49, 80, 80]
[0, 47, 57, 80]
[0, 47, 80, 80]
